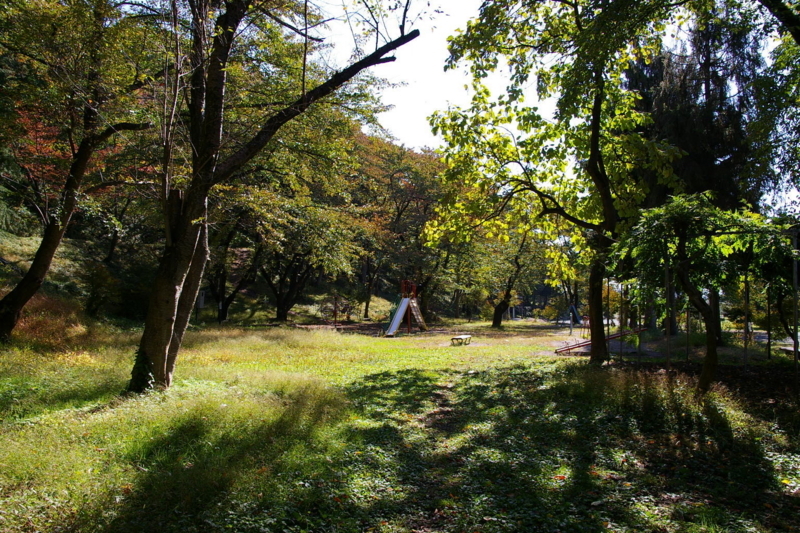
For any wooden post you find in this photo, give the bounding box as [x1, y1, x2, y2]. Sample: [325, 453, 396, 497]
[767, 284, 772, 360]
[744, 270, 750, 369]
[686, 307, 690, 362]
[606, 277, 611, 359]
[637, 302, 642, 363]
[665, 262, 671, 369]
[793, 231, 798, 382]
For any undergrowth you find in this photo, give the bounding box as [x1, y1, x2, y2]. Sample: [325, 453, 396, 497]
[0, 328, 798, 532]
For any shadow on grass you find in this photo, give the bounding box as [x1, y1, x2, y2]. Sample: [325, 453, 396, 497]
[335, 364, 800, 532]
[0, 370, 125, 421]
[74, 386, 353, 533]
[52, 364, 800, 533]
[346, 368, 440, 415]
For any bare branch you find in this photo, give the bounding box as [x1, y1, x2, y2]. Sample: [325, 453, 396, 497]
[83, 180, 150, 194]
[96, 122, 154, 144]
[258, 8, 325, 42]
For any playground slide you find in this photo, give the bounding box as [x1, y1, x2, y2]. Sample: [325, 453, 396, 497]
[385, 298, 410, 336]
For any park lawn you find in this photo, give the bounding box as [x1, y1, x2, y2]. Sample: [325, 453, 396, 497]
[0, 326, 799, 532]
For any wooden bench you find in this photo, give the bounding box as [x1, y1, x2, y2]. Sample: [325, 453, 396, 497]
[451, 335, 472, 346]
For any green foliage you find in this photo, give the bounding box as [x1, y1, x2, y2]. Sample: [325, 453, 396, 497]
[616, 193, 791, 296]
[429, 0, 685, 271]
[765, 33, 800, 192]
[0, 185, 38, 236]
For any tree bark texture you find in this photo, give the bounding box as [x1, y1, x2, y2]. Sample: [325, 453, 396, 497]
[587, 255, 610, 364]
[0, 121, 149, 342]
[128, 191, 207, 392]
[453, 289, 463, 319]
[129, 1, 419, 391]
[674, 264, 718, 392]
[0, 223, 67, 341]
[492, 300, 510, 328]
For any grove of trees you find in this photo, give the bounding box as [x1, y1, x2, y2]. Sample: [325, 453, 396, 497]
[431, 0, 800, 389]
[2, 0, 800, 393]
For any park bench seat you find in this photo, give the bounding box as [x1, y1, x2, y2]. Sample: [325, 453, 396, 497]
[451, 335, 472, 346]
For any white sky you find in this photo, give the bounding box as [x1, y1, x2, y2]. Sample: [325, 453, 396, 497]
[319, 0, 486, 150]
[369, 0, 484, 149]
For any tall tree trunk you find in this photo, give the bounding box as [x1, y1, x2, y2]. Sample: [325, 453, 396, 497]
[776, 290, 796, 341]
[103, 197, 131, 264]
[647, 303, 658, 330]
[104, 229, 120, 264]
[363, 294, 372, 320]
[588, 255, 609, 364]
[218, 299, 231, 323]
[216, 245, 260, 324]
[709, 288, 725, 346]
[362, 257, 380, 320]
[453, 289, 463, 319]
[665, 274, 678, 335]
[491, 232, 528, 329]
[583, 70, 616, 364]
[275, 304, 290, 322]
[166, 224, 208, 384]
[128, 192, 207, 392]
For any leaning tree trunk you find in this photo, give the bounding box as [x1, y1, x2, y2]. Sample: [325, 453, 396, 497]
[675, 265, 718, 391]
[0, 222, 68, 341]
[492, 298, 510, 328]
[0, 117, 149, 342]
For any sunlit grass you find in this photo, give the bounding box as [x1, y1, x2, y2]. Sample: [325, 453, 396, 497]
[176, 326, 556, 385]
[1, 324, 799, 532]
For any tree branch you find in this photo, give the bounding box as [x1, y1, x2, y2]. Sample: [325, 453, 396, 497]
[83, 180, 150, 194]
[95, 122, 153, 143]
[214, 29, 420, 184]
[758, 0, 800, 48]
[259, 8, 325, 42]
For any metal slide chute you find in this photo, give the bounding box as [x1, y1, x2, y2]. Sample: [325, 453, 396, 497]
[384, 280, 428, 336]
[385, 298, 410, 336]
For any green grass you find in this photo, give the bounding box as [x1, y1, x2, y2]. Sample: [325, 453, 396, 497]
[0, 229, 87, 296]
[1, 325, 799, 532]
